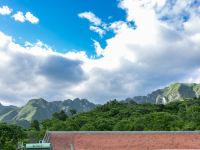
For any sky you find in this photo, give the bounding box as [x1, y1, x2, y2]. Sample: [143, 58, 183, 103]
[0, 0, 200, 106]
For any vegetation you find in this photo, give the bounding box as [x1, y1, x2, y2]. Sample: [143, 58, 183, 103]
[41, 98, 200, 131]
[2, 98, 200, 148]
[0, 123, 26, 150]
[69, 108, 77, 116]
[30, 120, 40, 131]
[52, 110, 68, 121]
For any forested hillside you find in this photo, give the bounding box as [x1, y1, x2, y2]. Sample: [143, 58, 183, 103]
[1, 83, 200, 128]
[129, 83, 200, 104]
[0, 123, 26, 150]
[42, 98, 200, 131]
[2, 98, 200, 149]
[0, 98, 96, 127]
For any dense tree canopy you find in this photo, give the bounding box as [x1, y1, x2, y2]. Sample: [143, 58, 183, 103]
[52, 110, 68, 121]
[41, 98, 200, 131]
[0, 123, 26, 150]
[31, 120, 40, 131]
[2, 98, 200, 148]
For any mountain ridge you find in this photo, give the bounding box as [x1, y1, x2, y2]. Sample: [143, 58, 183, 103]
[1, 82, 200, 127]
[127, 83, 200, 104]
[0, 98, 96, 127]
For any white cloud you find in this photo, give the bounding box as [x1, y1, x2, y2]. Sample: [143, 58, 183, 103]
[25, 12, 39, 24]
[109, 21, 129, 34]
[0, 32, 87, 105]
[74, 0, 200, 102]
[78, 11, 102, 26]
[186, 68, 200, 83]
[12, 11, 39, 24]
[93, 40, 104, 56]
[78, 12, 110, 37]
[89, 26, 105, 37]
[1, 0, 200, 105]
[12, 11, 25, 22]
[0, 5, 12, 15]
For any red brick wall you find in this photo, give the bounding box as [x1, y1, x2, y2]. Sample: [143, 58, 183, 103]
[47, 132, 200, 150]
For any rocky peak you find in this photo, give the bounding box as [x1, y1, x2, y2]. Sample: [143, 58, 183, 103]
[129, 83, 200, 105]
[28, 98, 48, 104]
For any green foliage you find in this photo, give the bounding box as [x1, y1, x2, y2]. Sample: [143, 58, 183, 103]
[4, 98, 200, 147]
[31, 120, 40, 131]
[52, 110, 68, 121]
[2, 141, 16, 150]
[69, 108, 77, 116]
[25, 130, 45, 143]
[113, 119, 133, 131]
[80, 123, 96, 131]
[39, 98, 200, 131]
[0, 123, 26, 149]
[133, 112, 180, 131]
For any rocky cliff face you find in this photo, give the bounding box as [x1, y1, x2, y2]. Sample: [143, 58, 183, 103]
[128, 83, 200, 104]
[0, 98, 96, 127]
[1, 83, 200, 127]
[0, 103, 18, 116]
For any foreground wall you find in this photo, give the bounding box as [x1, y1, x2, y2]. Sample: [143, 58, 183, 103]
[45, 131, 200, 150]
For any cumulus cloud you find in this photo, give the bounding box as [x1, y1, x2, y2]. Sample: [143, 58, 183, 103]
[38, 56, 86, 83]
[187, 69, 200, 83]
[25, 12, 39, 24]
[1, 0, 200, 105]
[0, 5, 39, 24]
[78, 11, 102, 26]
[93, 40, 105, 56]
[12, 11, 39, 24]
[78, 11, 107, 36]
[74, 0, 200, 103]
[0, 5, 12, 15]
[0, 32, 86, 105]
[108, 21, 130, 34]
[89, 26, 106, 37]
[12, 11, 25, 22]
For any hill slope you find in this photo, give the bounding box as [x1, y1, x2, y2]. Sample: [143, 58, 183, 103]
[0, 98, 96, 127]
[41, 98, 200, 131]
[1, 82, 200, 127]
[128, 83, 200, 104]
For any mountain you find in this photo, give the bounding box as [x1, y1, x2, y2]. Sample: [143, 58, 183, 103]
[0, 103, 18, 122]
[1, 82, 200, 127]
[38, 98, 200, 131]
[127, 83, 200, 104]
[0, 103, 18, 116]
[0, 98, 96, 127]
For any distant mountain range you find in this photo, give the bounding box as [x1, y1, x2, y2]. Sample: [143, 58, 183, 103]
[0, 98, 96, 127]
[126, 83, 200, 104]
[1, 83, 200, 127]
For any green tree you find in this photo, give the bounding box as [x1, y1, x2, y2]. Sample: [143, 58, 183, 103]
[36, 98, 200, 131]
[69, 108, 77, 116]
[113, 119, 133, 131]
[80, 123, 96, 131]
[0, 123, 26, 149]
[133, 112, 179, 131]
[52, 110, 68, 121]
[31, 120, 40, 131]
[94, 118, 115, 131]
[187, 106, 200, 123]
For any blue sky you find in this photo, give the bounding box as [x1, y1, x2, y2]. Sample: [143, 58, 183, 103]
[0, 0, 125, 56]
[0, 0, 200, 105]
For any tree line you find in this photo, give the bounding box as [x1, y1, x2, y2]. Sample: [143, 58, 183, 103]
[41, 98, 200, 131]
[2, 98, 200, 149]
